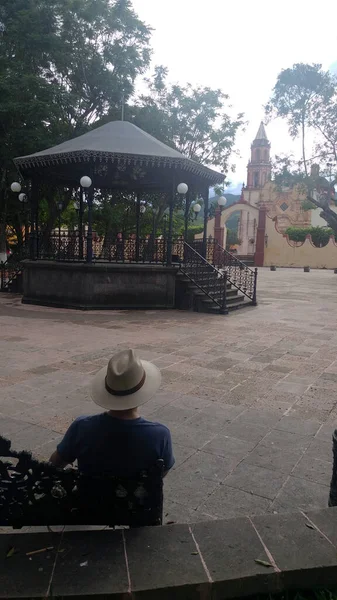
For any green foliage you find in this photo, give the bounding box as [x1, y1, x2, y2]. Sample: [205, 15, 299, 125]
[285, 226, 335, 247]
[185, 224, 203, 244]
[0, 0, 151, 249]
[132, 65, 245, 173]
[226, 229, 240, 248]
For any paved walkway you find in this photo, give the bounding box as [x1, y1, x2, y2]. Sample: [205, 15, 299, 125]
[0, 268, 336, 524]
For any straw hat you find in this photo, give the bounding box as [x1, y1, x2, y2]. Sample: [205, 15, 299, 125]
[91, 349, 161, 410]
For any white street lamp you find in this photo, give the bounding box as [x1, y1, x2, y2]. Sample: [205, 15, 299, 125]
[177, 182, 188, 195]
[19, 193, 27, 203]
[218, 196, 227, 207]
[193, 203, 201, 214]
[11, 182, 21, 193]
[140, 205, 146, 214]
[80, 176, 92, 188]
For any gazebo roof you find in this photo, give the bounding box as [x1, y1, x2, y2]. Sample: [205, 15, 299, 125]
[14, 120, 224, 185]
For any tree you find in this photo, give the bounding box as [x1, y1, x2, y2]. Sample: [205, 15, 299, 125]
[132, 66, 245, 174]
[0, 0, 151, 254]
[266, 63, 333, 175]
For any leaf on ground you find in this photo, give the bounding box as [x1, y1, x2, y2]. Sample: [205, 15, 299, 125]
[191, 552, 198, 556]
[305, 522, 315, 530]
[254, 558, 273, 568]
[6, 547, 15, 558]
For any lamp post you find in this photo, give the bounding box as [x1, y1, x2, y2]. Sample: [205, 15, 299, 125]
[218, 196, 227, 211]
[80, 176, 93, 262]
[176, 182, 190, 242]
[193, 202, 202, 220]
[19, 193, 29, 248]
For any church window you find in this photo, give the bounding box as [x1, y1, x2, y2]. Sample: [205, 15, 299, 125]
[255, 149, 260, 162]
[280, 202, 288, 211]
[253, 172, 259, 187]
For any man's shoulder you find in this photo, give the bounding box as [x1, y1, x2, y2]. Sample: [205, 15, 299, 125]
[140, 418, 171, 437]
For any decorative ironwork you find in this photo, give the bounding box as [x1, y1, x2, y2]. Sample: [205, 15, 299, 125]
[179, 241, 228, 314]
[0, 436, 163, 528]
[202, 239, 257, 304]
[0, 244, 29, 291]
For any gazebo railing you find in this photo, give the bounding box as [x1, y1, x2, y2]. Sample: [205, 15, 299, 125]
[36, 232, 186, 265]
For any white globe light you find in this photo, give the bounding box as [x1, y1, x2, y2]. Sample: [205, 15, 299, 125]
[11, 182, 21, 193]
[218, 196, 227, 207]
[19, 193, 27, 202]
[177, 182, 188, 195]
[193, 203, 202, 213]
[80, 176, 92, 188]
[140, 205, 146, 214]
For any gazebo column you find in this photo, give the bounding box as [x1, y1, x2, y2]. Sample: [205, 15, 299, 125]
[184, 188, 192, 242]
[29, 179, 38, 260]
[202, 184, 209, 258]
[135, 193, 141, 262]
[86, 185, 94, 263]
[167, 182, 175, 266]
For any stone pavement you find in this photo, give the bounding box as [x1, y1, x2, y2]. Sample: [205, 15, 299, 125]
[0, 267, 337, 525]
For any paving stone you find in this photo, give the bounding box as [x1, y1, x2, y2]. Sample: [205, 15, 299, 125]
[184, 410, 233, 434]
[305, 437, 332, 461]
[171, 423, 217, 450]
[199, 484, 271, 520]
[52, 530, 128, 597]
[260, 429, 312, 452]
[10, 424, 61, 451]
[165, 468, 220, 510]
[172, 443, 197, 469]
[252, 512, 337, 587]
[171, 395, 211, 410]
[224, 462, 288, 500]
[233, 407, 283, 429]
[275, 380, 310, 395]
[0, 532, 57, 598]
[0, 415, 32, 436]
[192, 517, 279, 598]
[150, 404, 196, 426]
[275, 415, 321, 436]
[304, 507, 337, 546]
[205, 358, 237, 371]
[219, 421, 270, 444]
[175, 450, 233, 482]
[244, 444, 301, 474]
[274, 476, 330, 511]
[203, 433, 255, 463]
[292, 454, 332, 487]
[125, 524, 209, 599]
[316, 422, 336, 441]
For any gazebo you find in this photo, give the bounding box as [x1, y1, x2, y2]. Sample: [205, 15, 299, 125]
[13, 120, 226, 309]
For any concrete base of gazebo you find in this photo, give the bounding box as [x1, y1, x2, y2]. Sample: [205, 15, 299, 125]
[22, 261, 178, 310]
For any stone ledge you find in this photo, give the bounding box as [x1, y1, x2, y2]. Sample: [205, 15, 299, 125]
[22, 260, 179, 274]
[1, 509, 337, 599]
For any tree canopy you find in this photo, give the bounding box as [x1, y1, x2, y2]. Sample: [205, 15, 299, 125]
[267, 63, 337, 235]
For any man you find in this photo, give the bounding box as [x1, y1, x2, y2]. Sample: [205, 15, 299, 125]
[49, 349, 174, 476]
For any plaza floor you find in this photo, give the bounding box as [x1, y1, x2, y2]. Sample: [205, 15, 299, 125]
[0, 267, 337, 525]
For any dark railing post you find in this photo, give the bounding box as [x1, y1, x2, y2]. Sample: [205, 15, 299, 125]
[220, 271, 228, 315]
[167, 184, 175, 266]
[135, 193, 140, 262]
[79, 187, 84, 260]
[202, 185, 209, 258]
[252, 267, 258, 306]
[0, 262, 4, 290]
[86, 186, 93, 263]
[29, 179, 37, 260]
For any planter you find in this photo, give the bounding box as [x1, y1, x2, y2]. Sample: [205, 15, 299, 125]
[270, 266, 276, 271]
[304, 266, 310, 272]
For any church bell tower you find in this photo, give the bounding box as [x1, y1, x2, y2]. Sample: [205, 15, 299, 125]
[247, 122, 271, 189]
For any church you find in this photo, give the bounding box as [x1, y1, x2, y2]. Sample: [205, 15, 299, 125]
[234, 122, 310, 256]
[201, 122, 312, 259]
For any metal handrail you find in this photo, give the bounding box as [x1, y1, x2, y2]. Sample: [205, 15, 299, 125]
[180, 242, 228, 314]
[208, 240, 258, 304]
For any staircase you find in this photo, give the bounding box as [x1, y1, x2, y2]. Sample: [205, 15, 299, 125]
[0, 253, 26, 293]
[236, 254, 255, 267]
[175, 242, 257, 315]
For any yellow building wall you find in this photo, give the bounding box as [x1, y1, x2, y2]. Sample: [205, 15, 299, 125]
[264, 215, 337, 268]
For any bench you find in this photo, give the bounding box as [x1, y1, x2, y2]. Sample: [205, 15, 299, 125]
[0, 436, 164, 529]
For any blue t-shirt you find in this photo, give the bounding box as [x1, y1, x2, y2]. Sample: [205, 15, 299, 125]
[57, 413, 175, 476]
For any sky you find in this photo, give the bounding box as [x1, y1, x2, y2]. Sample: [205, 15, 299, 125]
[132, 0, 337, 191]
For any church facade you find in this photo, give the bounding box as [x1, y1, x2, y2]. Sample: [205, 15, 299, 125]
[237, 122, 310, 255]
